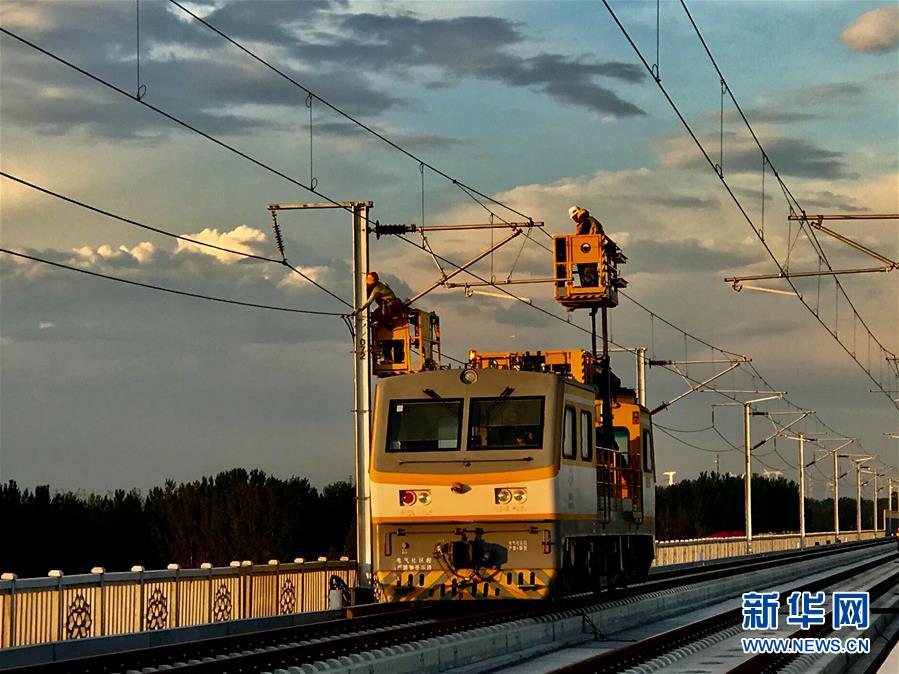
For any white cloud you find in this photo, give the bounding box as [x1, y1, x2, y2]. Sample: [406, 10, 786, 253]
[71, 242, 157, 264]
[0, 1, 53, 29]
[38, 321, 55, 330]
[174, 225, 267, 263]
[278, 266, 331, 289]
[128, 242, 156, 263]
[842, 6, 899, 53]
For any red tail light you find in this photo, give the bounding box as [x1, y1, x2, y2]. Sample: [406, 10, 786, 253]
[398, 489, 431, 505]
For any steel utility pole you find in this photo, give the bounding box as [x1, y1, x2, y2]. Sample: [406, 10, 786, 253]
[352, 202, 372, 588]
[815, 438, 856, 541]
[840, 453, 874, 538]
[833, 450, 841, 540]
[798, 433, 806, 548]
[872, 472, 878, 532]
[266, 200, 374, 590]
[741, 394, 783, 554]
[636, 347, 647, 407]
[609, 346, 648, 407]
[856, 462, 862, 534]
[888, 477, 894, 529]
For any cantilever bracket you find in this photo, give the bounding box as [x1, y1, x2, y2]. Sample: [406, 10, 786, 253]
[650, 359, 747, 415]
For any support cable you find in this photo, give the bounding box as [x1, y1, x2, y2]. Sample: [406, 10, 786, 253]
[3, 24, 880, 454]
[305, 93, 317, 190]
[654, 423, 714, 434]
[0, 172, 351, 309]
[620, 290, 746, 359]
[135, 0, 146, 100]
[656, 425, 736, 454]
[0, 248, 344, 317]
[601, 0, 898, 409]
[165, 0, 532, 225]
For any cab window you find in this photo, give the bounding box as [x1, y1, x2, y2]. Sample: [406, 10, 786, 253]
[580, 411, 593, 461]
[562, 406, 576, 459]
[386, 399, 462, 451]
[613, 427, 631, 469]
[612, 427, 630, 453]
[468, 396, 544, 450]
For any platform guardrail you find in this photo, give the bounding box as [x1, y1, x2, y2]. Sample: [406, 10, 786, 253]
[654, 529, 878, 565]
[1, 530, 883, 649]
[0, 559, 355, 649]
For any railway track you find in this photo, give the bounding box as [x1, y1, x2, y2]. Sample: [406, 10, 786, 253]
[2, 537, 891, 674]
[546, 543, 898, 674]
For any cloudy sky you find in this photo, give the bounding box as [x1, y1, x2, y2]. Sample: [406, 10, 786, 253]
[1, 0, 897, 498]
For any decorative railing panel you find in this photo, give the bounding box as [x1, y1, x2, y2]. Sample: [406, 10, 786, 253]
[655, 529, 878, 566]
[2, 533, 881, 649]
[0, 560, 355, 649]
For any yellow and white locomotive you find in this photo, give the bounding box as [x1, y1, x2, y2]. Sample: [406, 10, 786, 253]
[367, 229, 654, 601]
[369, 349, 655, 601]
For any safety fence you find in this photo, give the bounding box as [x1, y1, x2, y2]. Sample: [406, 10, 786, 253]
[0, 559, 355, 649]
[655, 529, 879, 566]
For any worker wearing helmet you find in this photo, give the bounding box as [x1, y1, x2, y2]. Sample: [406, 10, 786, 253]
[357, 272, 404, 325]
[569, 206, 605, 236]
[355, 272, 406, 364]
[569, 206, 604, 287]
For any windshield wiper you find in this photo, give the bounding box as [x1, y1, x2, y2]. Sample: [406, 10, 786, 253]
[483, 386, 515, 416]
[422, 388, 460, 416]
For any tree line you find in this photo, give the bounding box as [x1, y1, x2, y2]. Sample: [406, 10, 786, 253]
[655, 471, 886, 540]
[1, 470, 889, 576]
[0, 469, 355, 577]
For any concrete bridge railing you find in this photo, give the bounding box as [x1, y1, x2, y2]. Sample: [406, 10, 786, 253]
[0, 559, 355, 649]
[1, 530, 884, 649]
[654, 529, 879, 566]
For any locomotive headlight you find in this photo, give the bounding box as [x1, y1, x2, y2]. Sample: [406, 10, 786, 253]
[580, 242, 592, 254]
[495, 488, 512, 505]
[399, 489, 431, 506]
[460, 368, 478, 385]
[512, 488, 528, 503]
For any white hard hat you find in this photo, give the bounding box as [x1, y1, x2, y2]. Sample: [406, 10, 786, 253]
[568, 206, 581, 220]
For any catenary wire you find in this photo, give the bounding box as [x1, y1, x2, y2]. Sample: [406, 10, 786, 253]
[0, 28, 378, 236]
[0, 171, 352, 309]
[654, 423, 715, 434]
[600, 0, 898, 410]
[165, 0, 534, 227]
[0, 175, 474, 365]
[1, 172, 477, 366]
[677, 0, 895, 364]
[0, 248, 344, 316]
[0, 27, 807, 408]
[169, 0, 557, 275]
[655, 425, 737, 454]
[3, 23, 885, 468]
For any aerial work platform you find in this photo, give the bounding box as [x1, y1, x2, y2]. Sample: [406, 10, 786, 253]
[372, 309, 441, 377]
[467, 348, 624, 392]
[553, 233, 627, 309]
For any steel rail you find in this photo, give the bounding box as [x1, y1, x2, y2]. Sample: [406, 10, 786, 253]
[547, 547, 898, 673]
[729, 563, 899, 674]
